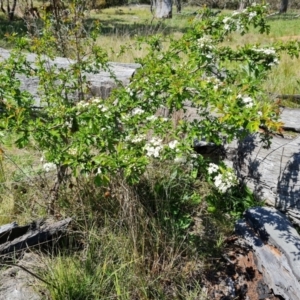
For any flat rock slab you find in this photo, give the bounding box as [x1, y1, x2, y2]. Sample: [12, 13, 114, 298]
[280, 107, 300, 132]
[231, 133, 300, 224]
[244, 207, 300, 280]
[236, 207, 300, 300]
[0, 48, 139, 106]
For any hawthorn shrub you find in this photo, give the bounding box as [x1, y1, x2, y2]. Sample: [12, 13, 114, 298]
[1, 3, 299, 215]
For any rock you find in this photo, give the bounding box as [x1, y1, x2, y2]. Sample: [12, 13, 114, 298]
[236, 206, 300, 300]
[0, 218, 72, 257]
[0, 253, 43, 300]
[229, 132, 300, 225]
[0, 48, 139, 107]
[0, 222, 18, 235]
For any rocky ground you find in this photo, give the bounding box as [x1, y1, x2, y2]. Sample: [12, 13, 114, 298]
[204, 238, 282, 300]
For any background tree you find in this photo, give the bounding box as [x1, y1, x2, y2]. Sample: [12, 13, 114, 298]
[0, 0, 18, 21]
[279, 0, 289, 13]
[151, 0, 172, 18]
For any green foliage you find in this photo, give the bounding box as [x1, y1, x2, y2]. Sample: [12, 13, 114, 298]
[1, 5, 300, 296]
[1, 3, 298, 211]
[206, 184, 262, 218]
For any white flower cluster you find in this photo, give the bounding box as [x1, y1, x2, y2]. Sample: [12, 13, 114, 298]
[248, 11, 257, 20]
[76, 98, 109, 113]
[174, 155, 187, 164]
[197, 36, 214, 49]
[146, 115, 158, 121]
[68, 147, 77, 156]
[65, 118, 73, 129]
[98, 104, 108, 112]
[131, 134, 145, 143]
[168, 140, 179, 149]
[252, 47, 279, 67]
[126, 87, 134, 97]
[214, 172, 237, 193]
[207, 163, 237, 193]
[206, 76, 223, 91]
[208, 162, 219, 174]
[222, 16, 233, 31]
[267, 58, 279, 67]
[237, 94, 254, 108]
[226, 4, 264, 33]
[43, 162, 56, 172]
[144, 137, 163, 158]
[131, 107, 145, 116]
[253, 47, 276, 55]
[76, 100, 90, 109]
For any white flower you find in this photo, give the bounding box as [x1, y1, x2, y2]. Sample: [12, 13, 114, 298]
[77, 101, 89, 109]
[237, 22, 245, 32]
[223, 17, 231, 24]
[253, 47, 276, 55]
[268, 58, 279, 67]
[168, 140, 179, 149]
[43, 162, 56, 172]
[241, 96, 254, 108]
[126, 87, 134, 96]
[144, 145, 162, 158]
[258, 111, 263, 116]
[68, 148, 77, 156]
[174, 155, 187, 164]
[131, 107, 144, 116]
[197, 36, 213, 48]
[224, 24, 230, 31]
[213, 171, 237, 193]
[213, 84, 219, 91]
[248, 11, 257, 20]
[98, 104, 108, 112]
[149, 137, 162, 146]
[214, 174, 223, 188]
[144, 137, 163, 158]
[218, 183, 228, 194]
[65, 118, 73, 129]
[146, 115, 157, 121]
[132, 135, 145, 143]
[92, 98, 101, 104]
[208, 163, 219, 174]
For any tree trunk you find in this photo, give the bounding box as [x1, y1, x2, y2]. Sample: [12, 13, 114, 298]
[0, 0, 18, 21]
[175, 0, 181, 13]
[7, 0, 17, 21]
[152, 0, 172, 19]
[279, 0, 289, 13]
